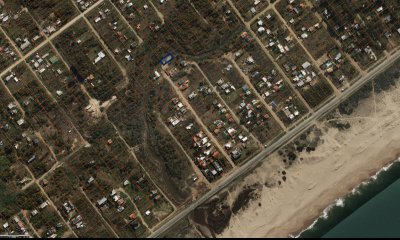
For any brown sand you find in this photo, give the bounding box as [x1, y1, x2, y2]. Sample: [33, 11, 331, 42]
[219, 82, 400, 237]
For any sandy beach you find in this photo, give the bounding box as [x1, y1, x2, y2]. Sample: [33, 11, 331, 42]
[217, 79, 400, 237]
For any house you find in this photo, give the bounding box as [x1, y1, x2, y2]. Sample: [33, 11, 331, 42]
[31, 209, 39, 217]
[130, 220, 141, 231]
[197, 157, 207, 169]
[20, 39, 31, 51]
[246, 56, 255, 64]
[97, 197, 107, 206]
[5, 73, 14, 82]
[7, 102, 16, 110]
[17, 221, 26, 234]
[129, 213, 137, 221]
[71, 215, 82, 225]
[283, 108, 295, 120]
[176, 102, 184, 109]
[87, 176, 95, 185]
[27, 155, 36, 164]
[45, 26, 56, 35]
[188, 91, 197, 99]
[168, 116, 180, 126]
[39, 201, 49, 209]
[204, 169, 214, 180]
[17, 119, 25, 126]
[227, 127, 237, 137]
[33, 61, 40, 68]
[76, 221, 84, 229]
[13, 216, 26, 234]
[93, 51, 106, 64]
[117, 205, 125, 213]
[49, 56, 59, 64]
[63, 201, 74, 214]
[116, 197, 125, 206]
[258, 27, 266, 34]
[302, 61, 311, 69]
[231, 149, 242, 160]
[192, 175, 198, 182]
[150, 190, 158, 199]
[213, 161, 223, 172]
[301, 32, 309, 39]
[110, 189, 117, 197]
[32, 35, 41, 42]
[186, 123, 194, 130]
[238, 134, 248, 143]
[154, 70, 161, 79]
[123, 180, 130, 186]
[125, 54, 133, 61]
[204, 148, 212, 156]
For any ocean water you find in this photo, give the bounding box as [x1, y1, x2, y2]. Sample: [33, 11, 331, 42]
[298, 157, 400, 238]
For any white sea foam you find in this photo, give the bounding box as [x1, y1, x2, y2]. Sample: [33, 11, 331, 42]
[351, 187, 361, 195]
[294, 200, 339, 238]
[335, 198, 344, 207]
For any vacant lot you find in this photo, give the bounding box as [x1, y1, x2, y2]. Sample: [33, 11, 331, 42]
[53, 19, 124, 101]
[231, 0, 269, 21]
[110, 0, 162, 40]
[43, 167, 116, 238]
[0, 0, 43, 53]
[0, 30, 18, 71]
[4, 63, 83, 160]
[21, 0, 79, 35]
[87, 0, 140, 65]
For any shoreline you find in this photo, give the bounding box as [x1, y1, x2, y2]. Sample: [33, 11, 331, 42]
[266, 142, 400, 238]
[295, 155, 400, 238]
[218, 76, 400, 238]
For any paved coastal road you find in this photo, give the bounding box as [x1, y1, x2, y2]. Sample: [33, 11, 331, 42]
[150, 50, 400, 238]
